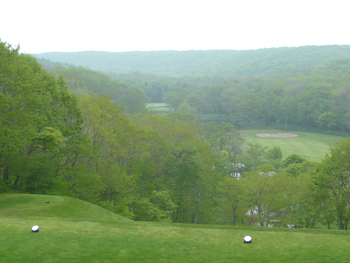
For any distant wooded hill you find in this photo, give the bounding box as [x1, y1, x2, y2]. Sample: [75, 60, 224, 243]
[35, 46, 350, 134]
[33, 45, 350, 78]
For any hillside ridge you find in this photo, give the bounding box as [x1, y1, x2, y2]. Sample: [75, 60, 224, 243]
[33, 45, 350, 77]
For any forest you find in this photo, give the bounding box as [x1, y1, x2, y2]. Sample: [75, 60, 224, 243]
[2, 40, 350, 230]
[36, 46, 350, 133]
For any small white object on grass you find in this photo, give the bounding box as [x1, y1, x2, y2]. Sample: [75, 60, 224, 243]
[243, 235, 252, 243]
[31, 225, 39, 232]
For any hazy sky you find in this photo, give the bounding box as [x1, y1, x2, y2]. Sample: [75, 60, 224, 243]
[1, 0, 349, 54]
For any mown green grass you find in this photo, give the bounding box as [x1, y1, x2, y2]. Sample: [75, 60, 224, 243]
[0, 194, 127, 221]
[1, 194, 350, 262]
[146, 103, 167, 108]
[145, 103, 171, 112]
[240, 129, 343, 162]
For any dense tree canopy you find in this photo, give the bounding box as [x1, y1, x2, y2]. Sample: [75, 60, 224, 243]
[47, 66, 148, 114]
[0, 41, 82, 193]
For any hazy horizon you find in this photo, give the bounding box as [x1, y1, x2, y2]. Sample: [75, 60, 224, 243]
[31, 44, 350, 55]
[2, 0, 350, 54]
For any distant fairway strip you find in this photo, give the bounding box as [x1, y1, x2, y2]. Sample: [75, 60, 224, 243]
[240, 129, 343, 162]
[256, 133, 298, 138]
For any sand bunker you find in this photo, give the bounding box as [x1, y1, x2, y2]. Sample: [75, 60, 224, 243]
[256, 133, 298, 138]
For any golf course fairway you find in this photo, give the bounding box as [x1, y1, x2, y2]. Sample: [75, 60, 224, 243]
[1, 194, 350, 262]
[240, 129, 343, 162]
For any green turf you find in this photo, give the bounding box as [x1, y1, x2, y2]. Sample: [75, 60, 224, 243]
[1, 193, 350, 262]
[145, 103, 172, 113]
[146, 103, 167, 108]
[240, 129, 343, 162]
[0, 194, 128, 221]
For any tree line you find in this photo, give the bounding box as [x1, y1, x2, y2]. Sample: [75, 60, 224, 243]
[110, 59, 350, 133]
[2, 40, 350, 230]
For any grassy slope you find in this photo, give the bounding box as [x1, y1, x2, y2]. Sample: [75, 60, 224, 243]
[240, 129, 343, 162]
[0, 194, 128, 221]
[1, 194, 350, 262]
